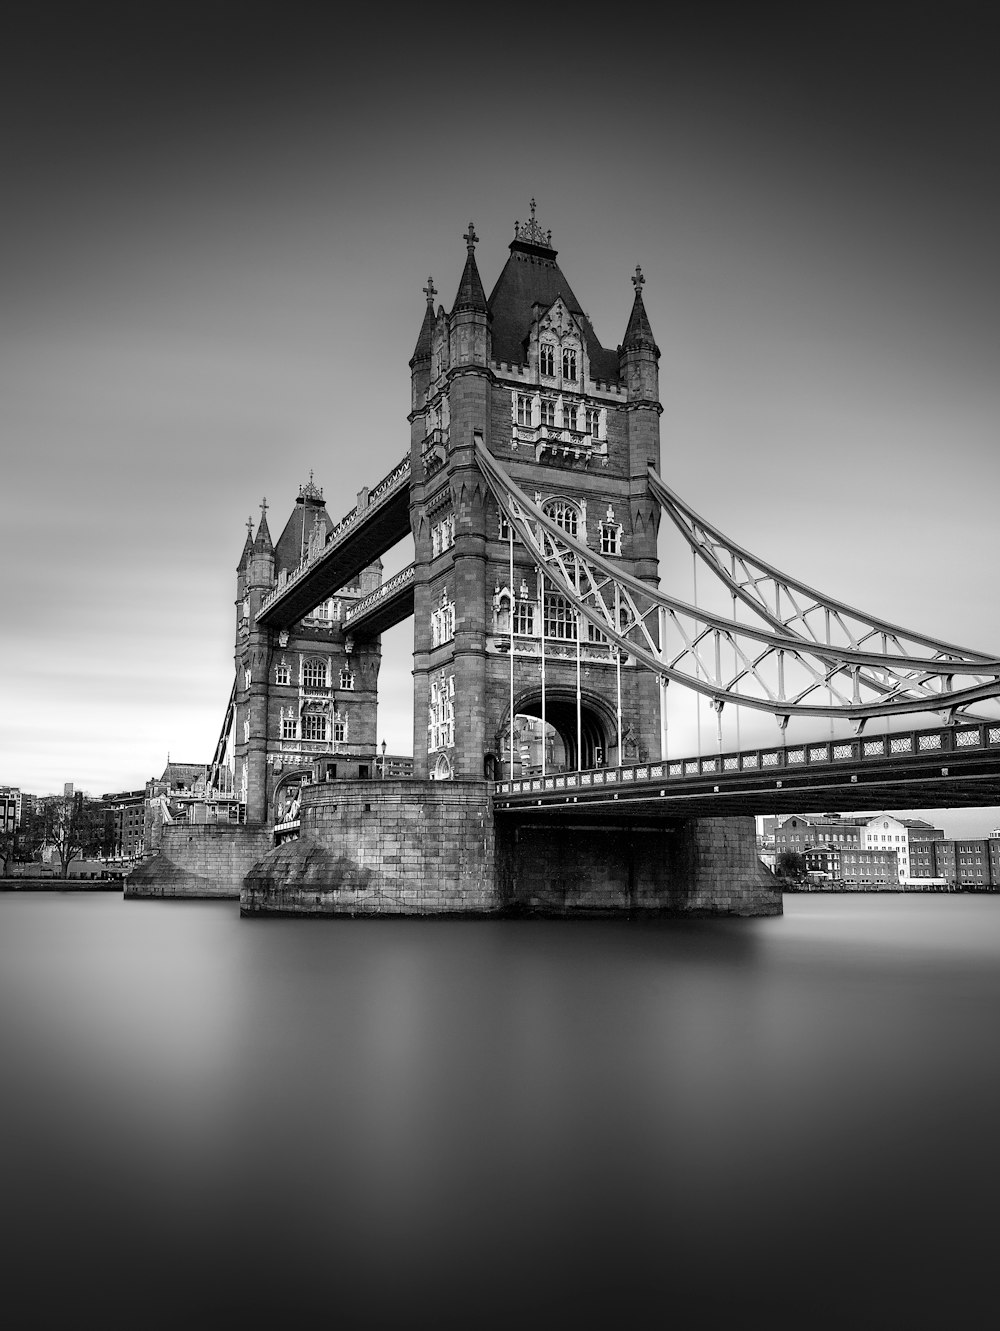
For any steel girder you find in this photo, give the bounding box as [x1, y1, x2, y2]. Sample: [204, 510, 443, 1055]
[474, 441, 1000, 725]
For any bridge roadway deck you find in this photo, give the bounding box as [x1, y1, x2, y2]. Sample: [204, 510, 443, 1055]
[258, 458, 411, 629]
[493, 721, 1000, 823]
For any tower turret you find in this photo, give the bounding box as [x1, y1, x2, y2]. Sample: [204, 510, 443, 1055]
[449, 223, 491, 368]
[236, 517, 254, 602]
[248, 499, 275, 593]
[410, 276, 436, 414]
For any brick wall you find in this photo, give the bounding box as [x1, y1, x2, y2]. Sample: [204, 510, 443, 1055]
[126, 824, 273, 899]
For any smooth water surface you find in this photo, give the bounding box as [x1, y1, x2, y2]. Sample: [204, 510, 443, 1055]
[2, 892, 998, 1328]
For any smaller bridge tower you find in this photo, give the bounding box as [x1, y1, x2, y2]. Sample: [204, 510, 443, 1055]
[233, 480, 383, 824]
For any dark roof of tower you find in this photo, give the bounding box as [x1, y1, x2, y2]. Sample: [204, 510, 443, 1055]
[253, 508, 273, 555]
[410, 277, 437, 366]
[274, 482, 333, 577]
[237, 524, 254, 573]
[620, 266, 659, 355]
[487, 226, 619, 381]
[451, 224, 489, 315]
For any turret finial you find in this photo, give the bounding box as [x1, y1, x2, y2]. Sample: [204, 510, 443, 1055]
[632, 265, 645, 293]
[246, 516, 254, 537]
[298, 472, 324, 502]
[260, 496, 268, 518]
[514, 199, 554, 248]
[463, 223, 478, 253]
[423, 276, 437, 305]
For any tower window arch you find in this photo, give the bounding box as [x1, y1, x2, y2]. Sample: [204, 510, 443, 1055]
[302, 657, 328, 689]
[540, 343, 555, 377]
[543, 498, 580, 538]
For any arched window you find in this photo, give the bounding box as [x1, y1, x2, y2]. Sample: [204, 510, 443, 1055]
[339, 667, 355, 690]
[302, 658, 327, 689]
[275, 661, 290, 686]
[543, 498, 580, 538]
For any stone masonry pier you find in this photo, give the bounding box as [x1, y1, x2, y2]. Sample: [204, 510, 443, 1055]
[240, 779, 779, 918]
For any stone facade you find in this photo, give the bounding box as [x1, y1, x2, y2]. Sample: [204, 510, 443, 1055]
[496, 815, 780, 916]
[242, 779, 498, 915]
[408, 210, 663, 784]
[232, 479, 383, 826]
[126, 824, 273, 899]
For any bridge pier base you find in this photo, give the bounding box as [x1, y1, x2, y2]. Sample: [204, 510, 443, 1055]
[496, 815, 780, 917]
[241, 780, 500, 916]
[240, 781, 779, 919]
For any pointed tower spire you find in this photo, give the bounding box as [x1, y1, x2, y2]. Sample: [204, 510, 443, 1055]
[410, 275, 437, 367]
[451, 222, 489, 315]
[253, 497, 273, 553]
[621, 265, 659, 354]
[237, 517, 254, 572]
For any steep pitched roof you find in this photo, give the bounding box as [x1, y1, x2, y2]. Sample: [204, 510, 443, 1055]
[451, 247, 489, 315]
[487, 237, 619, 381]
[274, 497, 333, 576]
[253, 509, 273, 555]
[236, 523, 254, 573]
[621, 279, 659, 354]
[410, 289, 436, 366]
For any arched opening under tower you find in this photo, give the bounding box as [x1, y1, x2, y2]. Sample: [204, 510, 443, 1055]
[501, 690, 613, 776]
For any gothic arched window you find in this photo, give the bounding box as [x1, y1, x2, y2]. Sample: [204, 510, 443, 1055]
[302, 658, 327, 689]
[543, 498, 580, 538]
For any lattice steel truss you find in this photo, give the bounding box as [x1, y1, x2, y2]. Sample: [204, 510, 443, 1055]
[475, 441, 1000, 727]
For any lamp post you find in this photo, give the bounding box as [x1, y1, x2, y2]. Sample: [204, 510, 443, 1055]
[380, 739, 387, 779]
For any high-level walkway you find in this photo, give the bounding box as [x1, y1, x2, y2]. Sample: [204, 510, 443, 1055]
[257, 455, 411, 629]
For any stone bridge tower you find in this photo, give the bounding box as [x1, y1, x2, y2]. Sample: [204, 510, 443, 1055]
[408, 206, 663, 781]
[234, 480, 383, 824]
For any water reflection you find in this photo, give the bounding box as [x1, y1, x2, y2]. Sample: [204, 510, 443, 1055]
[1, 894, 998, 1327]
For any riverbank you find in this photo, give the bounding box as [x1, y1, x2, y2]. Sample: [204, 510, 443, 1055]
[0, 877, 122, 892]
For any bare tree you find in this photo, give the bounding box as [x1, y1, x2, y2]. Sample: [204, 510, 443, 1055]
[28, 793, 108, 879]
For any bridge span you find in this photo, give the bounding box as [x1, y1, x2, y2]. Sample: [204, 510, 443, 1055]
[493, 719, 1000, 822]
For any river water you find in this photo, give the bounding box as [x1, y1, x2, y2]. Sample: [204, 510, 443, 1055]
[1, 891, 998, 1328]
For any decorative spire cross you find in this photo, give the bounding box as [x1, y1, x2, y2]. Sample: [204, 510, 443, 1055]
[260, 497, 268, 519]
[632, 264, 645, 293]
[463, 223, 478, 252]
[423, 276, 437, 305]
[246, 517, 254, 537]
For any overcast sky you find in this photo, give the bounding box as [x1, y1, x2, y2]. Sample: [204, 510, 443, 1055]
[2, 3, 998, 833]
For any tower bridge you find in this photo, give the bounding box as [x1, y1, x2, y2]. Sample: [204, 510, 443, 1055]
[127, 204, 1000, 916]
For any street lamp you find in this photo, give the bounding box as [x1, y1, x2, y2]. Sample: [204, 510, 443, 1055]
[380, 739, 387, 779]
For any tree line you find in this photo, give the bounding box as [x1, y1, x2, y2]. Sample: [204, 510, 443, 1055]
[0, 793, 115, 879]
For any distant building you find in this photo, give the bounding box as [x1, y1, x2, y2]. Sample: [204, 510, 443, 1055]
[1, 787, 19, 837]
[774, 815, 865, 855]
[146, 761, 244, 834]
[0, 785, 22, 830]
[101, 789, 148, 862]
[840, 847, 898, 886]
[804, 844, 841, 880]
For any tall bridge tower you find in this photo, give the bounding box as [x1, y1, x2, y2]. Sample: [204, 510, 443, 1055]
[409, 206, 663, 780]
